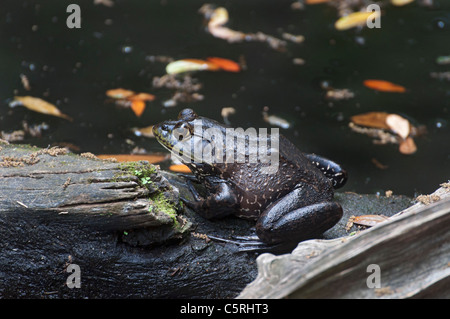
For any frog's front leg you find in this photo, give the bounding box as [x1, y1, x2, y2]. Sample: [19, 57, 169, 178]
[305, 153, 348, 189]
[256, 187, 343, 245]
[182, 180, 239, 219]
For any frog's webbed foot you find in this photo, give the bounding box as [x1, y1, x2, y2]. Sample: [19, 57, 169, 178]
[206, 234, 287, 253]
[305, 153, 348, 189]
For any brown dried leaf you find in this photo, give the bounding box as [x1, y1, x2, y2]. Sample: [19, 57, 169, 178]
[350, 112, 390, 130]
[399, 137, 417, 155]
[353, 214, 389, 227]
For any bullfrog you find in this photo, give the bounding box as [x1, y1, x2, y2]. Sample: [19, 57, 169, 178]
[153, 108, 347, 251]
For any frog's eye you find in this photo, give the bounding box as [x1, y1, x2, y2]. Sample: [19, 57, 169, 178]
[173, 123, 192, 141]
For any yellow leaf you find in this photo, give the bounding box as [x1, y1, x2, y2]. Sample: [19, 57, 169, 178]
[208, 7, 229, 28]
[335, 11, 381, 31]
[12, 96, 72, 121]
[166, 59, 220, 75]
[391, 0, 414, 6]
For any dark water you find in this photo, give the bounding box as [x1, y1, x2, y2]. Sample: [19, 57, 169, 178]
[1, 0, 449, 196]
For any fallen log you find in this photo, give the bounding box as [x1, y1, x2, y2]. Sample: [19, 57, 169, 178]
[0, 143, 416, 298]
[238, 186, 450, 299]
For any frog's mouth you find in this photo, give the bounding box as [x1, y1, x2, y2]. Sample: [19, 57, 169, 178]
[153, 122, 208, 163]
[153, 122, 177, 152]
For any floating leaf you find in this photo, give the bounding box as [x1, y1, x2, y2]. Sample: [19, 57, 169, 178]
[166, 59, 220, 75]
[208, 7, 229, 27]
[263, 114, 290, 129]
[305, 0, 331, 4]
[127, 92, 155, 101]
[169, 164, 192, 173]
[399, 137, 417, 154]
[350, 112, 390, 130]
[353, 215, 389, 227]
[335, 11, 381, 30]
[96, 154, 168, 163]
[391, 0, 414, 6]
[11, 96, 72, 121]
[363, 80, 406, 93]
[206, 57, 241, 72]
[208, 27, 246, 42]
[221, 107, 236, 125]
[130, 100, 146, 117]
[386, 114, 410, 139]
[132, 125, 155, 138]
[106, 88, 136, 99]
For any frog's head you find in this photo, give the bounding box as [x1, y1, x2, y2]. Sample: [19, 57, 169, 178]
[153, 108, 228, 165]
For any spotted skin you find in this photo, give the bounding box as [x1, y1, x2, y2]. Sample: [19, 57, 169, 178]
[153, 108, 348, 249]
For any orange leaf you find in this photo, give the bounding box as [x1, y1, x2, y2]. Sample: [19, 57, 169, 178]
[305, 0, 331, 4]
[169, 164, 192, 173]
[206, 57, 241, 72]
[106, 88, 135, 99]
[96, 154, 168, 163]
[350, 112, 390, 130]
[130, 100, 146, 117]
[127, 93, 155, 102]
[363, 80, 406, 93]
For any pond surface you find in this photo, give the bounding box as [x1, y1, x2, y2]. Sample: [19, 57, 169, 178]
[1, 0, 449, 196]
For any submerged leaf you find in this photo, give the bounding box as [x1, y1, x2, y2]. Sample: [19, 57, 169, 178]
[363, 80, 406, 93]
[12, 96, 72, 121]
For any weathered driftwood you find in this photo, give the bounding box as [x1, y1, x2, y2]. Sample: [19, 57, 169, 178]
[238, 186, 450, 299]
[0, 143, 417, 298]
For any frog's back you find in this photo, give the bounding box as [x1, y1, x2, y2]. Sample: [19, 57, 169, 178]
[219, 134, 334, 219]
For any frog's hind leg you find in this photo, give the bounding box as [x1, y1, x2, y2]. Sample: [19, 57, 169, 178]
[256, 187, 343, 246]
[305, 153, 348, 189]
